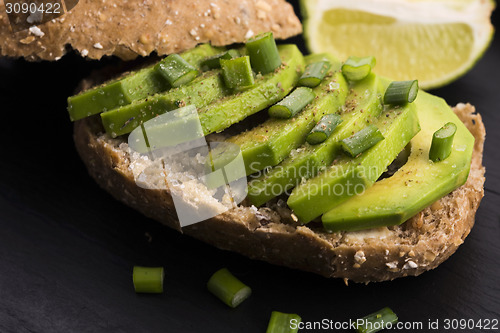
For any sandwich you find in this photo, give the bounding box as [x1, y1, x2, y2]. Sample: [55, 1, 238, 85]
[1, 0, 485, 284]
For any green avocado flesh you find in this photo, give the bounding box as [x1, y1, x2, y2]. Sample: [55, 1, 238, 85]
[221, 55, 348, 176]
[247, 73, 384, 207]
[198, 44, 304, 135]
[321, 89, 474, 232]
[108, 44, 303, 138]
[67, 39, 476, 232]
[101, 70, 230, 137]
[288, 101, 421, 223]
[67, 44, 224, 121]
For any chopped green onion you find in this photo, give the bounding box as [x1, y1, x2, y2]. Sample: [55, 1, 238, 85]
[355, 307, 398, 333]
[268, 87, 315, 119]
[298, 61, 331, 87]
[341, 124, 385, 157]
[246, 32, 282, 74]
[132, 266, 164, 293]
[306, 114, 343, 145]
[220, 56, 255, 91]
[201, 49, 240, 71]
[341, 56, 376, 81]
[266, 311, 302, 333]
[207, 268, 251, 308]
[383, 80, 419, 105]
[155, 54, 199, 87]
[429, 122, 457, 162]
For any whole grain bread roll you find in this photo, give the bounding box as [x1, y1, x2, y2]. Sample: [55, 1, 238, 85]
[0, 0, 302, 61]
[73, 102, 485, 283]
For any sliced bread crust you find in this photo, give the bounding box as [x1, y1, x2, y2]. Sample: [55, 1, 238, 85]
[73, 103, 485, 283]
[0, 0, 302, 61]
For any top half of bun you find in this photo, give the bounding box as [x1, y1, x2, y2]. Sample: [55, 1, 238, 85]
[0, 0, 302, 61]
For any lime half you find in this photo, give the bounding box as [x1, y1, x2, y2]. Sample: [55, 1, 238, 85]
[301, 0, 495, 89]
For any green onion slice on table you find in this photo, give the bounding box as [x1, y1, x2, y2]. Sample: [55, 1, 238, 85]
[207, 268, 251, 308]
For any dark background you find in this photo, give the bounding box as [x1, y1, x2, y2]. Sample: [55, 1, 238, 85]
[0, 2, 499, 332]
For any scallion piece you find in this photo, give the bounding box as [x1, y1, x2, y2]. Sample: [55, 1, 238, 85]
[383, 80, 419, 105]
[220, 56, 255, 91]
[155, 54, 199, 87]
[341, 124, 385, 157]
[266, 311, 302, 333]
[132, 266, 164, 293]
[207, 268, 251, 308]
[268, 87, 315, 119]
[341, 56, 376, 81]
[298, 61, 331, 87]
[246, 32, 282, 74]
[429, 122, 457, 162]
[355, 307, 398, 333]
[306, 114, 343, 145]
[201, 49, 240, 71]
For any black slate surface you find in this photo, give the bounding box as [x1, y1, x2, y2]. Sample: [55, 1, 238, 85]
[1, 2, 499, 332]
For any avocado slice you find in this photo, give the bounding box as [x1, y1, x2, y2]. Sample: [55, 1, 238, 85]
[101, 70, 230, 137]
[198, 44, 305, 134]
[288, 101, 420, 223]
[221, 54, 348, 176]
[101, 44, 303, 138]
[67, 44, 225, 121]
[322, 89, 474, 232]
[247, 73, 384, 207]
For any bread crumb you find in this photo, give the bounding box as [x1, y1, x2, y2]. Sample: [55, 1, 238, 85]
[431, 200, 443, 211]
[287, 15, 297, 25]
[257, 10, 267, 20]
[354, 250, 366, 264]
[386, 261, 398, 269]
[403, 261, 418, 269]
[20, 36, 36, 44]
[245, 29, 254, 39]
[93, 43, 103, 49]
[139, 34, 151, 45]
[81, 49, 89, 56]
[412, 212, 424, 228]
[424, 251, 436, 262]
[28, 26, 45, 37]
[256, 0, 272, 12]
